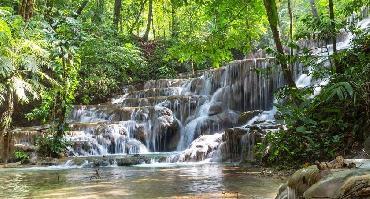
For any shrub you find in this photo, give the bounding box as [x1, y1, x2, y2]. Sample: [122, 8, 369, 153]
[14, 151, 30, 164]
[259, 30, 370, 166]
[35, 135, 70, 158]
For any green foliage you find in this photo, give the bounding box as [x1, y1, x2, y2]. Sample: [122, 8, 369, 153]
[167, 0, 267, 67]
[260, 32, 370, 166]
[14, 151, 29, 164]
[77, 38, 147, 103]
[26, 14, 80, 130]
[35, 135, 70, 158]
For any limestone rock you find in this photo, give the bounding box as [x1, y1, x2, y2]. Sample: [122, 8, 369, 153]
[14, 144, 36, 152]
[315, 156, 356, 170]
[208, 102, 223, 116]
[287, 165, 323, 197]
[303, 169, 370, 199]
[275, 157, 366, 199]
[237, 110, 262, 125]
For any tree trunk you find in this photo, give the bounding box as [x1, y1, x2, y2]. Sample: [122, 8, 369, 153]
[309, 0, 320, 20]
[263, 0, 296, 87]
[113, 0, 122, 30]
[1, 89, 14, 163]
[328, 0, 337, 53]
[143, 0, 153, 41]
[129, 0, 147, 35]
[44, 0, 54, 23]
[171, 0, 178, 38]
[151, 12, 155, 39]
[19, 0, 34, 21]
[93, 0, 104, 24]
[55, 57, 68, 139]
[328, 0, 341, 73]
[75, 0, 89, 18]
[288, 0, 294, 65]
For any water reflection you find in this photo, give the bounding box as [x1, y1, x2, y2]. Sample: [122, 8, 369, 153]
[0, 164, 283, 198]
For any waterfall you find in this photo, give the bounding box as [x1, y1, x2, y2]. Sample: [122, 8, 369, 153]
[63, 58, 289, 156]
[12, 12, 368, 160]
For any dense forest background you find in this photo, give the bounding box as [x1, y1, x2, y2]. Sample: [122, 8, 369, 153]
[0, 0, 369, 165]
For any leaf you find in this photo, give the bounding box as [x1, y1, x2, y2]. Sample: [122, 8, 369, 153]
[296, 126, 306, 133]
[11, 76, 39, 103]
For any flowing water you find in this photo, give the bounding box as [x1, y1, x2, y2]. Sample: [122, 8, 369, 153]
[3, 9, 369, 199]
[0, 164, 284, 199]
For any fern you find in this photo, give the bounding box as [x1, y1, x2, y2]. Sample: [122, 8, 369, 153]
[321, 82, 354, 102]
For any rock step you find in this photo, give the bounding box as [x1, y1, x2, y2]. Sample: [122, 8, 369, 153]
[112, 95, 210, 108]
[113, 87, 184, 100]
[69, 104, 145, 123]
[143, 78, 193, 90]
[70, 99, 206, 124]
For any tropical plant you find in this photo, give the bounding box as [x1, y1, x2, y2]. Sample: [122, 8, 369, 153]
[0, 9, 56, 162]
[14, 150, 29, 164]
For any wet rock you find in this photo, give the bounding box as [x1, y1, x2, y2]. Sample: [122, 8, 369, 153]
[177, 133, 222, 162]
[149, 106, 180, 151]
[288, 165, 323, 196]
[134, 125, 146, 143]
[221, 126, 264, 162]
[208, 102, 224, 116]
[116, 155, 150, 166]
[275, 183, 297, 199]
[237, 110, 262, 125]
[221, 127, 248, 161]
[14, 144, 36, 152]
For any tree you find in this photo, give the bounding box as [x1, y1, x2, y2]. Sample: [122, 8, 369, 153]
[328, 0, 336, 54]
[113, 0, 122, 30]
[75, 0, 89, 18]
[93, 0, 105, 24]
[128, 0, 147, 35]
[309, 0, 320, 20]
[19, 0, 33, 21]
[143, 0, 153, 41]
[263, 0, 296, 87]
[288, 0, 294, 66]
[0, 15, 56, 162]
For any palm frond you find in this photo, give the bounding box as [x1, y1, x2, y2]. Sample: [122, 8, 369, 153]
[11, 76, 39, 103]
[22, 55, 39, 72]
[37, 71, 59, 86]
[0, 56, 14, 78]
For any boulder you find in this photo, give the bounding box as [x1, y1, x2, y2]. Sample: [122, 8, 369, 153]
[315, 156, 356, 170]
[275, 157, 370, 199]
[208, 102, 223, 116]
[303, 170, 370, 199]
[237, 110, 262, 125]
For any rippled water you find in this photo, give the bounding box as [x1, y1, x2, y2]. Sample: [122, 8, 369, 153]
[0, 164, 283, 198]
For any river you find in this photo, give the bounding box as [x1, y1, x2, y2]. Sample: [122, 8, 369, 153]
[0, 163, 283, 198]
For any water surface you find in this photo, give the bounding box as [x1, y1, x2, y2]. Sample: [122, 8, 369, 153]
[0, 164, 283, 198]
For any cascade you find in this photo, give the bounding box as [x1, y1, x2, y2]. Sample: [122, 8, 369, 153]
[10, 9, 369, 163]
[171, 13, 370, 163]
[64, 58, 297, 156]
